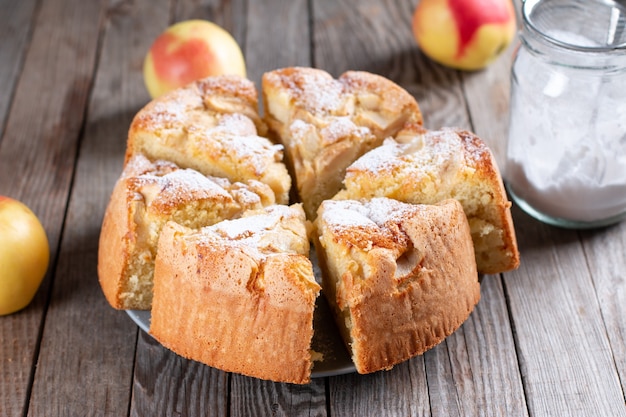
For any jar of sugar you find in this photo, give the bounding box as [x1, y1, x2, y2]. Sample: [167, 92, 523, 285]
[505, 0, 626, 229]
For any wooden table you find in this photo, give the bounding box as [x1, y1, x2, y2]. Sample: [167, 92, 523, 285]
[2, 0, 625, 415]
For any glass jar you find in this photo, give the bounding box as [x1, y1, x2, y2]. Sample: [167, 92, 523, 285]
[505, 0, 626, 229]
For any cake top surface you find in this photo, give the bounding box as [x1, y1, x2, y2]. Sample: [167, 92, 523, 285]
[263, 67, 423, 120]
[186, 204, 310, 257]
[316, 198, 433, 251]
[347, 128, 490, 175]
[319, 198, 413, 230]
[130, 74, 265, 135]
[123, 155, 273, 213]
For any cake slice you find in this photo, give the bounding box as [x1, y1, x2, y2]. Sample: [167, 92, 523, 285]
[126, 75, 291, 204]
[314, 198, 480, 374]
[150, 204, 321, 384]
[262, 67, 424, 218]
[334, 127, 520, 274]
[97, 154, 276, 310]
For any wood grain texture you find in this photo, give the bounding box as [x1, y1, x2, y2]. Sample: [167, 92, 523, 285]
[460, 45, 515, 169]
[428, 275, 528, 417]
[504, 207, 626, 417]
[580, 222, 626, 396]
[0, 0, 38, 139]
[231, 375, 326, 417]
[131, 331, 229, 417]
[329, 360, 429, 417]
[0, 0, 105, 415]
[23, 0, 164, 415]
[245, 0, 310, 91]
[174, 0, 247, 44]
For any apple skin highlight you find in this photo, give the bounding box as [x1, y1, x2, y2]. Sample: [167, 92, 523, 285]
[0, 196, 50, 315]
[412, 0, 516, 71]
[143, 20, 247, 99]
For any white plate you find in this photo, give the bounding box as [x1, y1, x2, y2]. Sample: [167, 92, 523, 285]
[126, 293, 356, 378]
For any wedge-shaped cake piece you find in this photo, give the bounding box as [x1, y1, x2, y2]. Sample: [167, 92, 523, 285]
[126, 75, 291, 203]
[314, 198, 480, 374]
[335, 128, 519, 274]
[150, 204, 321, 384]
[98, 154, 275, 310]
[262, 67, 423, 218]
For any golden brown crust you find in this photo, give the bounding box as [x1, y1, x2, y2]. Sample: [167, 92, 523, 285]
[150, 205, 320, 384]
[98, 174, 136, 309]
[262, 67, 423, 219]
[97, 154, 276, 310]
[314, 198, 480, 374]
[98, 69, 521, 383]
[335, 127, 520, 274]
[125, 75, 291, 204]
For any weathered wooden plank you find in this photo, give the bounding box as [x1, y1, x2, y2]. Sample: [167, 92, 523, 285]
[462, 1, 626, 412]
[0, 0, 105, 415]
[428, 275, 528, 417]
[580, 223, 626, 397]
[459, 46, 515, 169]
[23, 0, 165, 415]
[230, 375, 326, 417]
[0, 0, 38, 139]
[174, 0, 247, 44]
[459, 0, 521, 170]
[424, 341, 461, 417]
[131, 331, 229, 417]
[244, 0, 311, 89]
[503, 207, 626, 417]
[330, 360, 429, 417]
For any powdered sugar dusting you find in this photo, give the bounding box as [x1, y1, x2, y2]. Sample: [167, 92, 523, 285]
[213, 113, 258, 136]
[346, 129, 476, 177]
[196, 205, 307, 255]
[163, 169, 229, 194]
[217, 133, 284, 173]
[347, 138, 403, 174]
[321, 202, 377, 229]
[213, 211, 279, 240]
[320, 117, 369, 145]
[321, 198, 409, 229]
[277, 69, 346, 115]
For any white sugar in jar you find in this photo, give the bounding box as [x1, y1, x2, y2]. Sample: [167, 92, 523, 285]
[505, 0, 626, 229]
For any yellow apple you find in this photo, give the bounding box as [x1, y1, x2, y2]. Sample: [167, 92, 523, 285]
[143, 19, 247, 99]
[0, 196, 50, 315]
[412, 0, 516, 71]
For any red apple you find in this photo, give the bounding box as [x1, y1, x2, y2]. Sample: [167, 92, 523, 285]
[412, 0, 517, 71]
[143, 19, 247, 99]
[0, 196, 49, 315]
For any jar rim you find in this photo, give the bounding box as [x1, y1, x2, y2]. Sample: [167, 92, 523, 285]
[523, 0, 626, 53]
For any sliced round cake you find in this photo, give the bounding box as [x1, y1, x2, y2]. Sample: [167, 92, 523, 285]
[262, 67, 424, 219]
[150, 204, 320, 384]
[314, 197, 480, 374]
[335, 127, 520, 274]
[126, 75, 291, 204]
[98, 154, 276, 310]
[97, 68, 520, 384]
